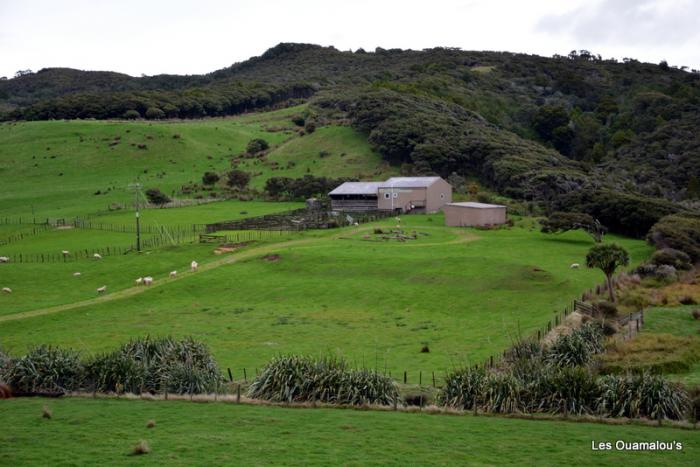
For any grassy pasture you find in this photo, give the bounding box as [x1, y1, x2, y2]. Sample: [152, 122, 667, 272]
[0, 107, 385, 219]
[0, 215, 653, 379]
[239, 125, 398, 189]
[88, 199, 304, 227]
[1, 398, 696, 466]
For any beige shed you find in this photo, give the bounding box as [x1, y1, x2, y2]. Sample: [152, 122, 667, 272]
[443, 202, 507, 227]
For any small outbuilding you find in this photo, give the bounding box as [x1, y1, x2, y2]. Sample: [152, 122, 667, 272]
[443, 202, 507, 227]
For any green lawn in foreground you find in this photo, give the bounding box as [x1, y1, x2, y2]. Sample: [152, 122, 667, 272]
[0, 215, 653, 378]
[0, 398, 696, 466]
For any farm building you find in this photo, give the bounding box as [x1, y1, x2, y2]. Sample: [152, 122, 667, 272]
[443, 202, 507, 227]
[329, 177, 452, 213]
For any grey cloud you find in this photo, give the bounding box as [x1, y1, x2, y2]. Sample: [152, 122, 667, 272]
[537, 0, 700, 48]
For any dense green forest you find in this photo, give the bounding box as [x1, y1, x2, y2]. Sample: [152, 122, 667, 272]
[2, 43, 699, 241]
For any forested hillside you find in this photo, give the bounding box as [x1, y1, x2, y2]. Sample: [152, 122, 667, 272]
[2, 43, 699, 239]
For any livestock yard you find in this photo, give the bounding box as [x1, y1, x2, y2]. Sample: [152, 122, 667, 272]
[1, 113, 698, 465]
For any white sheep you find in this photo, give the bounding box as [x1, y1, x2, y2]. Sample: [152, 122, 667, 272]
[169, 270, 177, 278]
[1, 287, 11, 294]
[135, 277, 143, 286]
[570, 263, 580, 269]
[96, 285, 107, 294]
[93, 253, 102, 260]
[190, 260, 198, 271]
[143, 276, 154, 286]
[73, 272, 81, 277]
[0, 257, 9, 263]
[62, 250, 70, 257]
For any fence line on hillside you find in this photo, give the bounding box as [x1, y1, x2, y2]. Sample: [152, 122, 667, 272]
[0, 224, 52, 246]
[0, 245, 133, 264]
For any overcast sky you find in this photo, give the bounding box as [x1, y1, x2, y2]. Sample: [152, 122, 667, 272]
[1, 0, 698, 78]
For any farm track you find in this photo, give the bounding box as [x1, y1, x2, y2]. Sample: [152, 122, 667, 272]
[0, 226, 479, 324]
[0, 236, 319, 323]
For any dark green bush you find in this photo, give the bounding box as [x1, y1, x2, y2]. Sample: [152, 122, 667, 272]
[202, 171, 220, 185]
[597, 373, 689, 420]
[145, 188, 171, 205]
[226, 169, 251, 188]
[546, 322, 605, 367]
[648, 214, 700, 261]
[2, 345, 83, 393]
[651, 248, 692, 270]
[123, 109, 140, 119]
[248, 355, 398, 405]
[246, 138, 269, 154]
[85, 336, 223, 394]
[596, 300, 618, 318]
[439, 366, 486, 409]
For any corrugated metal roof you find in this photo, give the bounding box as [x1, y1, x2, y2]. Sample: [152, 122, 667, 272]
[329, 182, 384, 195]
[382, 177, 442, 188]
[446, 202, 506, 209]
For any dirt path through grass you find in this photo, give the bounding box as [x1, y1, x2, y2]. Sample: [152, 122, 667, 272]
[0, 237, 319, 323]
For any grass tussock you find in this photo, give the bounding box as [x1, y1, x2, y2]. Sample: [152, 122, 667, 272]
[130, 440, 150, 456]
[146, 419, 156, 428]
[41, 405, 52, 419]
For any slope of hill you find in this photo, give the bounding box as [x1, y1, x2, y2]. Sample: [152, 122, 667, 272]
[2, 43, 699, 238]
[0, 107, 387, 218]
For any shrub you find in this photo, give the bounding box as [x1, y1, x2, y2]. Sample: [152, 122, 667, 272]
[534, 366, 599, 415]
[692, 309, 700, 320]
[546, 323, 605, 367]
[648, 214, 700, 262]
[145, 107, 165, 120]
[291, 115, 305, 126]
[246, 138, 269, 154]
[439, 366, 486, 409]
[651, 248, 693, 270]
[680, 296, 698, 305]
[2, 345, 83, 393]
[596, 300, 618, 318]
[226, 170, 251, 188]
[145, 188, 170, 205]
[304, 120, 317, 134]
[248, 355, 398, 406]
[123, 110, 140, 119]
[597, 373, 689, 420]
[202, 172, 220, 185]
[84, 336, 223, 395]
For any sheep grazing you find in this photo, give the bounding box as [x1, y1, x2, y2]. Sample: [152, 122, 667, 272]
[190, 260, 198, 272]
[135, 277, 143, 286]
[570, 263, 580, 269]
[96, 285, 107, 294]
[62, 250, 70, 257]
[93, 253, 103, 260]
[73, 272, 81, 277]
[2, 287, 11, 294]
[143, 277, 154, 286]
[169, 270, 177, 278]
[0, 256, 9, 263]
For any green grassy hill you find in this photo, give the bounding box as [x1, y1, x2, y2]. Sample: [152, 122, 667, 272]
[0, 107, 389, 219]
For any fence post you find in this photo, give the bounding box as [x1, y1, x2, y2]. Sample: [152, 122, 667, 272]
[227, 368, 233, 382]
[243, 368, 247, 382]
[403, 371, 407, 384]
[432, 371, 436, 388]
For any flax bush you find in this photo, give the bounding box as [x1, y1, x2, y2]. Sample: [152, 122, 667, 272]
[248, 355, 399, 405]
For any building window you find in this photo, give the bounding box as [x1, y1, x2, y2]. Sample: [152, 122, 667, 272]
[384, 193, 390, 199]
[440, 193, 445, 199]
[393, 192, 398, 198]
